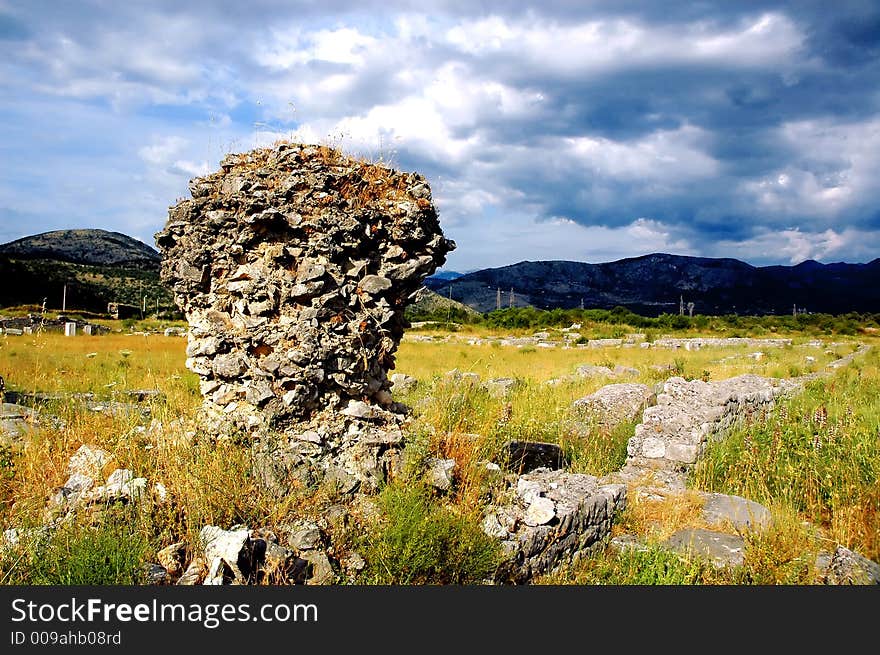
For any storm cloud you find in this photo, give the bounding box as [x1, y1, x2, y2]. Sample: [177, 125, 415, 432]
[1, 0, 878, 271]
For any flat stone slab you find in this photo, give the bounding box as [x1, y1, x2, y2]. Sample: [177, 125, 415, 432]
[665, 528, 745, 568]
[699, 492, 771, 532]
[0, 403, 39, 443]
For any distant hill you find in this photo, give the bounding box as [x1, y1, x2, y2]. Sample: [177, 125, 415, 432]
[406, 287, 481, 320]
[0, 229, 160, 268]
[424, 253, 880, 316]
[0, 229, 169, 314]
[426, 270, 464, 282]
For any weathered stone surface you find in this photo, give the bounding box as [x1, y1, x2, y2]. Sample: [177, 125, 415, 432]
[302, 550, 335, 585]
[157, 542, 186, 577]
[177, 558, 207, 585]
[572, 382, 655, 426]
[824, 546, 880, 585]
[0, 403, 39, 443]
[156, 143, 454, 490]
[200, 525, 251, 585]
[489, 469, 626, 583]
[575, 364, 616, 379]
[484, 377, 520, 399]
[427, 457, 456, 491]
[665, 528, 745, 568]
[389, 373, 418, 394]
[523, 496, 556, 526]
[89, 468, 147, 503]
[288, 524, 323, 551]
[699, 492, 771, 531]
[68, 444, 112, 479]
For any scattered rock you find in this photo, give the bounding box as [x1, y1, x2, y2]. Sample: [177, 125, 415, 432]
[288, 524, 323, 551]
[302, 550, 335, 585]
[389, 373, 418, 394]
[665, 528, 745, 568]
[824, 545, 880, 585]
[200, 525, 252, 584]
[177, 557, 207, 585]
[157, 542, 187, 578]
[484, 377, 520, 399]
[427, 457, 456, 491]
[67, 444, 112, 479]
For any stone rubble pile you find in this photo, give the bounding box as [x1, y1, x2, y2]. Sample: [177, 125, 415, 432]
[155, 143, 454, 490]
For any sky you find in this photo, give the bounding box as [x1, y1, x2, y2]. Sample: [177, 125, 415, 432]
[1, 1, 879, 273]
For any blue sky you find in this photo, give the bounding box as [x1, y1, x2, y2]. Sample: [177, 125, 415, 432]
[1, 1, 879, 272]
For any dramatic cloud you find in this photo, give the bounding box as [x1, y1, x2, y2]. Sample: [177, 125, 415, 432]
[1, 1, 879, 270]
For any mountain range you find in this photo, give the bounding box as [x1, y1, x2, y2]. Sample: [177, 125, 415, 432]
[425, 253, 880, 316]
[2, 229, 879, 317]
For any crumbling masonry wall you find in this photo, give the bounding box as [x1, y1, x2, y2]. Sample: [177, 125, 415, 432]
[156, 143, 454, 478]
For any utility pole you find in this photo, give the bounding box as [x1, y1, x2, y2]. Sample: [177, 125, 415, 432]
[142, 295, 147, 319]
[62, 284, 67, 312]
[496, 287, 501, 311]
[580, 298, 584, 310]
[793, 304, 797, 317]
[509, 288, 515, 308]
[679, 295, 684, 316]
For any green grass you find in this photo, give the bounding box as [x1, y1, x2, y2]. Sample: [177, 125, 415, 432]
[540, 544, 730, 585]
[1, 505, 153, 585]
[692, 354, 880, 561]
[361, 482, 502, 584]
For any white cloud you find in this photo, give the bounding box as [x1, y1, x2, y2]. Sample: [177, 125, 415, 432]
[138, 136, 188, 166]
[706, 227, 878, 264]
[564, 124, 719, 183]
[742, 117, 880, 222]
[445, 12, 804, 75]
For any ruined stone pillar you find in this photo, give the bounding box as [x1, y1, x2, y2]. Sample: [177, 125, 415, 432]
[155, 143, 454, 488]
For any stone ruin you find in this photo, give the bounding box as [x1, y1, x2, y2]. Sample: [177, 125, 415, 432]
[155, 142, 454, 490]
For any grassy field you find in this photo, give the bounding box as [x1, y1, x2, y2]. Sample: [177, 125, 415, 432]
[0, 321, 877, 584]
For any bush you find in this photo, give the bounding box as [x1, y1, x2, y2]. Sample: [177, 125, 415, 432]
[2, 506, 152, 585]
[362, 483, 502, 584]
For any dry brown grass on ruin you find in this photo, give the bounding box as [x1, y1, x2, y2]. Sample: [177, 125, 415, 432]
[216, 140, 418, 211]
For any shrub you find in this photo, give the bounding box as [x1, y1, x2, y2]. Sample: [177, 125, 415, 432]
[362, 483, 501, 584]
[2, 505, 152, 585]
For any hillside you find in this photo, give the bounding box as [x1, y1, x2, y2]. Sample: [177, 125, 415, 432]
[0, 229, 160, 268]
[405, 286, 481, 321]
[0, 229, 170, 314]
[425, 253, 880, 316]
